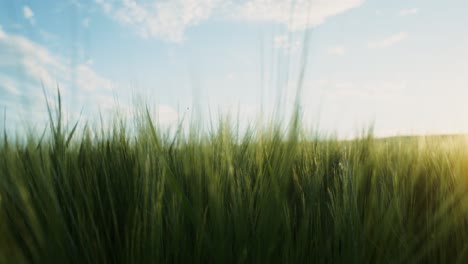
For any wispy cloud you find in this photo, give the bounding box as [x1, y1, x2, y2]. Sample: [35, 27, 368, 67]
[368, 32, 408, 49]
[95, 0, 366, 42]
[0, 74, 22, 96]
[328, 46, 346, 56]
[398, 8, 419, 17]
[274, 34, 301, 55]
[23, 6, 35, 25]
[0, 25, 117, 119]
[83, 17, 91, 28]
[231, 0, 365, 31]
[323, 80, 407, 99]
[0, 25, 181, 128]
[95, 0, 221, 42]
[0, 29, 113, 93]
[39, 30, 58, 43]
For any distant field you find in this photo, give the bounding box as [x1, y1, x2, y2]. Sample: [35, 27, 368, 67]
[1, 106, 468, 263]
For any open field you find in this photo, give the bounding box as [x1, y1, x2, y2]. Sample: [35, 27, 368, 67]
[2, 0, 468, 263]
[1, 105, 468, 263]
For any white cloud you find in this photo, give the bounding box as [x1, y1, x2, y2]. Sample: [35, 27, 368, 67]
[69, 0, 83, 9]
[226, 72, 237, 80]
[274, 34, 289, 48]
[83, 17, 91, 28]
[95, 0, 221, 42]
[95, 0, 365, 42]
[398, 8, 419, 17]
[274, 34, 301, 55]
[156, 105, 179, 124]
[231, 0, 365, 31]
[0, 26, 120, 124]
[75, 65, 114, 92]
[23, 6, 35, 25]
[39, 30, 58, 43]
[23, 6, 34, 19]
[0, 26, 181, 131]
[0, 75, 22, 95]
[324, 81, 366, 97]
[96, 0, 112, 13]
[0, 26, 114, 92]
[368, 32, 408, 49]
[0, 30, 65, 90]
[328, 46, 346, 56]
[323, 80, 409, 100]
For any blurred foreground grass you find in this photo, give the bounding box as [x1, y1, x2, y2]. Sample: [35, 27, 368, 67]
[1, 99, 468, 263]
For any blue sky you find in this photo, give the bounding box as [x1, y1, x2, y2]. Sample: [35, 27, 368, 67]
[1, 0, 468, 138]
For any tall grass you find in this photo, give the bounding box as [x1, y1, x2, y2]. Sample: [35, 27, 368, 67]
[1, 95, 468, 263]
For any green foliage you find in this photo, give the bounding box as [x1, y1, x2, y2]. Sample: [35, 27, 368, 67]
[1, 98, 468, 263]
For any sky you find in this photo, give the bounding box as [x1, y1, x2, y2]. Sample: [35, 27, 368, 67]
[1, 0, 468, 138]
